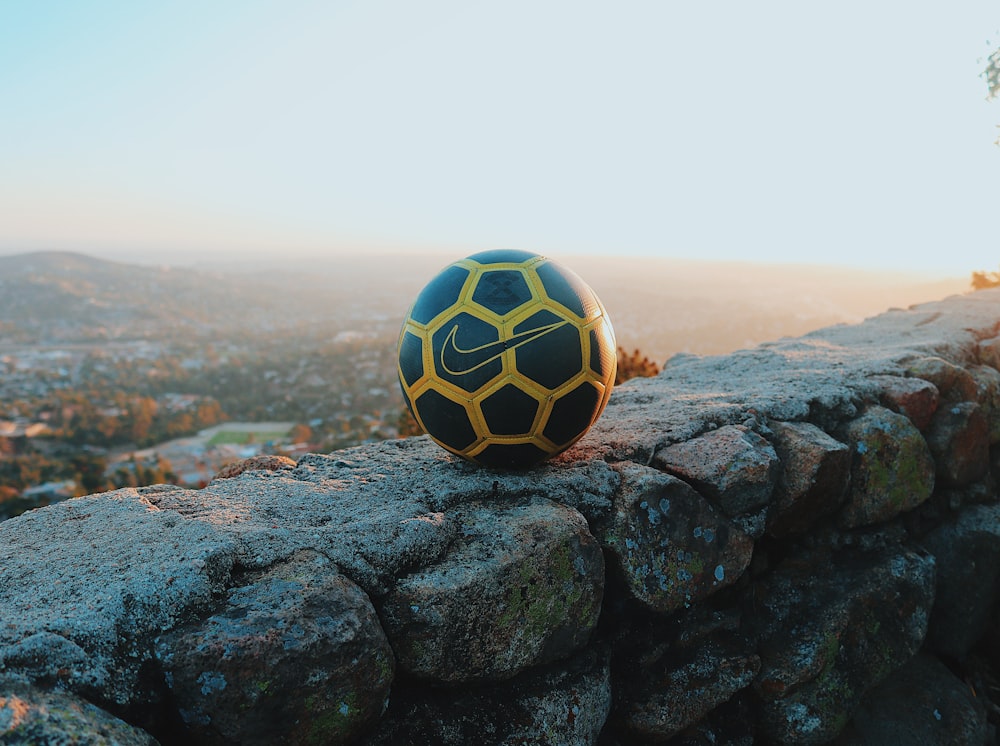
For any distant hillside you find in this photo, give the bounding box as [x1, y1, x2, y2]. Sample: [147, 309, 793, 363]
[0, 252, 256, 341]
[0, 250, 969, 358]
[0, 251, 390, 344]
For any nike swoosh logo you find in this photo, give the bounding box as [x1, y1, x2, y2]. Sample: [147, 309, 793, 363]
[440, 319, 570, 376]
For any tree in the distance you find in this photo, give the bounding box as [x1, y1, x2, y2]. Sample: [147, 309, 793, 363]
[616, 346, 661, 385]
[986, 44, 999, 101]
[986, 41, 1000, 143]
[968, 44, 998, 287]
[972, 269, 1000, 290]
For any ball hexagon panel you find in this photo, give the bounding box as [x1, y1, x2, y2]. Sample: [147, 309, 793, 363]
[479, 382, 541, 436]
[398, 331, 425, 389]
[535, 261, 602, 320]
[588, 324, 617, 380]
[432, 311, 505, 394]
[512, 309, 583, 391]
[398, 250, 617, 468]
[473, 442, 551, 470]
[471, 270, 534, 316]
[542, 381, 604, 448]
[414, 387, 479, 453]
[409, 265, 472, 326]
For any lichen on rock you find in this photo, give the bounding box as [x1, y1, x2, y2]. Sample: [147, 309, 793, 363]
[597, 463, 753, 615]
[839, 405, 935, 528]
[378, 496, 604, 682]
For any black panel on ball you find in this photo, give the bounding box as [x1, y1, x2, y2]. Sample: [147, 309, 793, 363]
[543, 382, 601, 447]
[472, 270, 533, 315]
[536, 261, 599, 319]
[433, 312, 505, 393]
[467, 249, 540, 265]
[415, 389, 478, 452]
[474, 442, 550, 469]
[480, 384, 539, 436]
[513, 310, 582, 390]
[409, 265, 471, 325]
[589, 325, 616, 379]
[398, 331, 424, 388]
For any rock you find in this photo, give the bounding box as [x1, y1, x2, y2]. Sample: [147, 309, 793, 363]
[651, 424, 778, 525]
[838, 406, 935, 528]
[616, 639, 760, 742]
[833, 653, 988, 746]
[0, 490, 238, 707]
[212, 453, 296, 479]
[289, 438, 621, 523]
[0, 678, 158, 745]
[157, 458, 460, 597]
[661, 693, 756, 746]
[923, 504, 1000, 660]
[596, 463, 753, 615]
[364, 646, 612, 746]
[869, 374, 939, 431]
[924, 401, 989, 486]
[767, 421, 850, 536]
[6, 288, 1000, 743]
[969, 363, 1000, 443]
[378, 497, 603, 682]
[906, 356, 978, 402]
[155, 550, 393, 746]
[753, 548, 936, 745]
[978, 334, 1000, 371]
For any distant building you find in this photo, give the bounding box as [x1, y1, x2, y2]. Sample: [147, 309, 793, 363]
[22, 480, 76, 499]
[0, 421, 52, 437]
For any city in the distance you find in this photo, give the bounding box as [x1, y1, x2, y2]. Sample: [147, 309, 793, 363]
[0, 248, 970, 519]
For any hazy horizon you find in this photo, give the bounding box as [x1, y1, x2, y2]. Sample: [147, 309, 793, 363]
[2, 2, 998, 276]
[0, 247, 970, 365]
[0, 243, 981, 282]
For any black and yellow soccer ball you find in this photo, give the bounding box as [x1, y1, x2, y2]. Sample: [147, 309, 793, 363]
[397, 249, 617, 469]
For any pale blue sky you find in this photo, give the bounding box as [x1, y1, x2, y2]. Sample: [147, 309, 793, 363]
[1, 1, 997, 275]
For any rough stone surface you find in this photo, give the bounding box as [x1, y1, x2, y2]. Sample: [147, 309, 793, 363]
[155, 550, 393, 745]
[2, 288, 1000, 744]
[378, 497, 603, 682]
[0, 490, 237, 707]
[753, 548, 936, 744]
[833, 653, 988, 746]
[906, 356, 980, 403]
[870, 374, 940, 431]
[970, 363, 1000, 443]
[838, 405, 936, 528]
[978, 333, 1000, 370]
[0, 679, 159, 745]
[583, 291, 999, 466]
[651, 424, 779, 526]
[155, 459, 458, 597]
[597, 462, 753, 615]
[364, 646, 611, 746]
[923, 504, 1000, 660]
[767, 420, 851, 536]
[924, 401, 990, 486]
[616, 639, 760, 741]
[290, 441, 621, 521]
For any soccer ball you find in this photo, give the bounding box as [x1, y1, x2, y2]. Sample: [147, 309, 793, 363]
[397, 249, 617, 469]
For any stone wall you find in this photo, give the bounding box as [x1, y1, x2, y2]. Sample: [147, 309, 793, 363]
[4, 288, 1000, 744]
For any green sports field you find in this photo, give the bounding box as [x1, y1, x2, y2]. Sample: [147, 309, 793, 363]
[206, 430, 291, 446]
